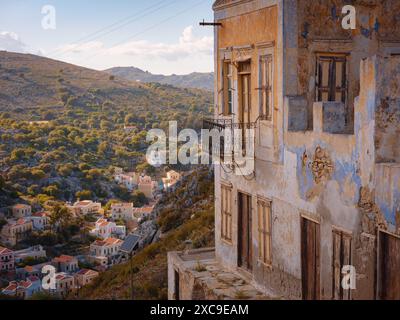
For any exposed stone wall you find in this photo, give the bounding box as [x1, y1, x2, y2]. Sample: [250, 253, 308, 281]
[375, 57, 400, 163]
[292, 0, 400, 130]
[209, 0, 400, 301]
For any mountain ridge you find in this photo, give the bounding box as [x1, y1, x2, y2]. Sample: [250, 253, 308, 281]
[104, 66, 214, 91]
[0, 51, 212, 113]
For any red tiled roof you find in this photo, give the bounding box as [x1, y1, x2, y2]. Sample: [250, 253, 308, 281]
[93, 237, 122, 247]
[12, 204, 30, 209]
[3, 279, 32, 291]
[32, 212, 48, 217]
[112, 203, 133, 208]
[75, 200, 97, 207]
[76, 269, 98, 276]
[134, 206, 155, 214]
[15, 218, 30, 225]
[53, 255, 76, 263]
[24, 265, 34, 272]
[0, 246, 13, 255]
[99, 221, 111, 227]
[3, 283, 17, 292]
[19, 281, 32, 289]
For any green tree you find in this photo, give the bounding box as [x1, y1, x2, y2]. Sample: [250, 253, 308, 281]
[42, 185, 60, 197]
[132, 190, 148, 207]
[49, 204, 72, 232]
[31, 169, 46, 180]
[76, 190, 92, 200]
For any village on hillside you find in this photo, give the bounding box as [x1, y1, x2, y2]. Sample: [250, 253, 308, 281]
[0, 168, 181, 299]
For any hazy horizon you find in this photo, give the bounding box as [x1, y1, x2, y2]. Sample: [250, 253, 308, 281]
[0, 0, 214, 75]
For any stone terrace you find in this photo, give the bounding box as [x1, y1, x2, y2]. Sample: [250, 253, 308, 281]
[168, 248, 275, 300]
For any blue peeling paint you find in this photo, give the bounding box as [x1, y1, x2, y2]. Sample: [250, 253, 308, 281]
[289, 141, 362, 203]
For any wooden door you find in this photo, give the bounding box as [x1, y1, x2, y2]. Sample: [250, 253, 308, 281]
[174, 270, 180, 300]
[301, 217, 320, 300]
[238, 192, 252, 271]
[332, 230, 352, 300]
[238, 61, 251, 154]
[379, 232, 400, 300]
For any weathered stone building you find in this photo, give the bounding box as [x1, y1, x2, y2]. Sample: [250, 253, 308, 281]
[168, 0, 400, 300]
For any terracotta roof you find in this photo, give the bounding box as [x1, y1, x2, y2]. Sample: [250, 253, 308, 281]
[75, 200, 93, 206]
[24, 265, 34, 272]
[0, 246, 13, 255]
[19, 281, 32, 288]
[134, 206, 155, 215]
[3, 280, 32, 292]
[15, 218, 30, 225]
[53, 255, 76, 263]
[31, 212, 48, 217]
[12, 204, 30, 209]
[111, 203, 133, 208]
[3, 283, 17, 292]
[76, 269, 98, 276]
[93, 237, 122, 247]
[99, 221, 111, 227]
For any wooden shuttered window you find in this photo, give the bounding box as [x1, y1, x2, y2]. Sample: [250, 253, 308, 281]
[301, 217, 321, 300]
[238, 192, 253, 271]
[222, 61, 233, 116]
[259, 55, 273, 120]
[221, 185, 232, 242]
[332, 229, 352, 300]
[257, 198, 272, 266]
[379, 231, 400, 300]
[316, 54, 348, 104]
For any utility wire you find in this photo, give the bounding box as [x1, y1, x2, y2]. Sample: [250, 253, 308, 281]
[76, 0, 208, 65]
[49, 0, 178, 58]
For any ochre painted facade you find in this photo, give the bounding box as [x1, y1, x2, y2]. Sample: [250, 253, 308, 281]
[168, 0, 400, 300]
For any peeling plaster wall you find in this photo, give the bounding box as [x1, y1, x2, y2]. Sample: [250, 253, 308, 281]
[375, 57, 400, 163]
[209, 0, 399, 300]
[291, 0, 400, 131]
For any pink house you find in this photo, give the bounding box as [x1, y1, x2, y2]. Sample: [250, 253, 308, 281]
[0, 246, 15, 272]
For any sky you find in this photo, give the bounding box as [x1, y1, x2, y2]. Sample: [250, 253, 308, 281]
[0, 0, 214, 75]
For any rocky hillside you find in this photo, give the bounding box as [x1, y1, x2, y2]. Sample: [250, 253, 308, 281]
[0, 51, 212, 207]
[77, 166, 214, 300]
[0, 51, 212, 112]
[104, 66, 214, 92]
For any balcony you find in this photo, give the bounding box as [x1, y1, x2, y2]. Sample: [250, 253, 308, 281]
[202, 118, 256, 175]
[202, 118, 232, 131]
[168, 248, 272, 300]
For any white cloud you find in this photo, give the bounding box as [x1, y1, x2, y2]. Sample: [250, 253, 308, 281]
[0, 31, 44, 56]
[0, 31, 27, 53]
[55, 25, 213, 62]
[56, 41, 104, 54]
[108, 26, 213, 61]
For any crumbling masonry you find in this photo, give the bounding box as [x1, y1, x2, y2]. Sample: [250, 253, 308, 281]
[168, 0, 400, 300]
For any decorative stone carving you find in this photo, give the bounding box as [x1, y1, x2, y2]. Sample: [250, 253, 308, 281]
[309, 146, 334, 184]
[358, 186, 388, 231]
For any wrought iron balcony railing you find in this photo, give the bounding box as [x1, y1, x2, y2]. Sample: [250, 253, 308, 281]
[202, 118, 232, 131]
[202, 118, 257, 131]
[202, 118, 256, 164]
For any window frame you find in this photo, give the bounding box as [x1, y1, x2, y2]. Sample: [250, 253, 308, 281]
[257, 197, 272, 267]
[258, 54, 274, 121]
[221, 184, 233, 244]
[222, 60, 234, 116]
[315, 53, 349, 105]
